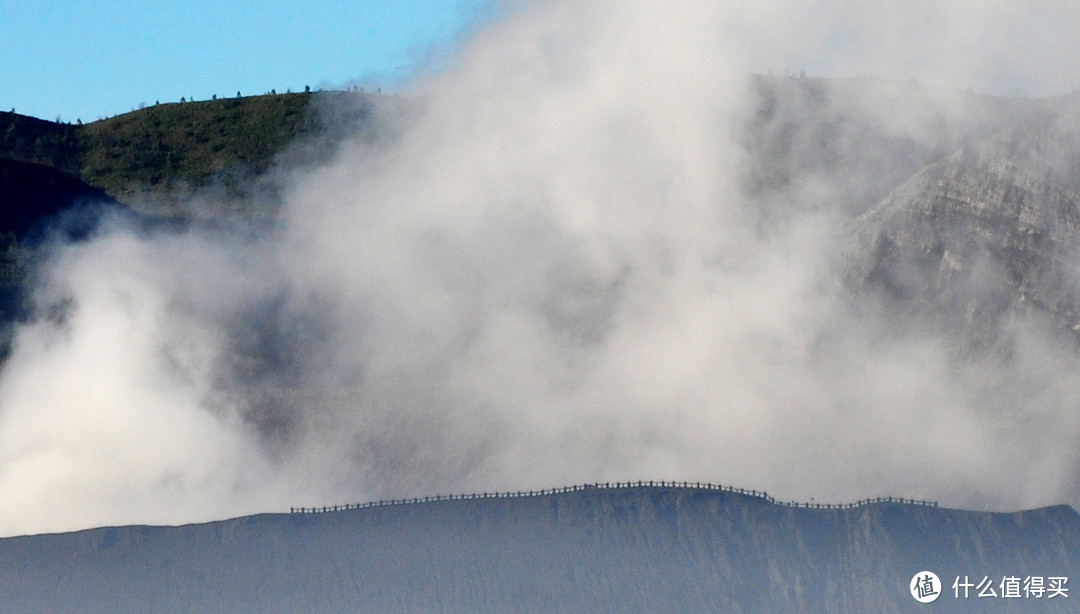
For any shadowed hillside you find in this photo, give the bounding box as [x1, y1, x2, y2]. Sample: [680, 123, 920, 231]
[0, 158, 117, 328]
[0, 110, 80, 174]
[0, 157, 112, 236]
[0, 484, 1074, 613]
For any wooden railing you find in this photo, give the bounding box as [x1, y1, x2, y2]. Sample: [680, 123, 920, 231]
[289, 480, 938, 514]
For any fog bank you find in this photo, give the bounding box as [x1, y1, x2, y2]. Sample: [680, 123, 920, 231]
[3, 0, 1080, 536]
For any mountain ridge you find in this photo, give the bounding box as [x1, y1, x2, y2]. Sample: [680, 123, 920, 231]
[1, 90, 385, 213]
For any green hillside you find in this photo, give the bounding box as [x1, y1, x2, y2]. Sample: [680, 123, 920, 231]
[80, 94, 317, 204]
[0, 90, 379, 217]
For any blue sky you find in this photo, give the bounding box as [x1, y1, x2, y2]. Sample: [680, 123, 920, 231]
[5, 1, 1080, 124]
[1, 1, 489, 122]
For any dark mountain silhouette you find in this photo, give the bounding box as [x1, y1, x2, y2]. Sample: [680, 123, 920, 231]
[0, 158, 117, 326]
[0, 157, 113, 236]
[0, 110, 80, 174]
[0, 484, 1074, 613]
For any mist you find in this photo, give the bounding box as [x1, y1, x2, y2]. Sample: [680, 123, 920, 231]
[3, 0, 1080, 537]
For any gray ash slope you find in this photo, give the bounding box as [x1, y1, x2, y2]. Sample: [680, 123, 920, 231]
[1, 485, 1075, 613]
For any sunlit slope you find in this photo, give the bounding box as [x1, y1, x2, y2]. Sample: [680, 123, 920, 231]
[0, 485, 1076, 613]
[1, 91, 382, 215]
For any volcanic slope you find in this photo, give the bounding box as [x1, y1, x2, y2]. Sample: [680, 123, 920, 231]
[0, 484, 1076, 613]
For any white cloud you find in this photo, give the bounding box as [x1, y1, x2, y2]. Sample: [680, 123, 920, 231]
[2, 0, 1080, 536]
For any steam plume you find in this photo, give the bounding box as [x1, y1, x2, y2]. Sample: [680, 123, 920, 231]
[2, 0, 1080, 536]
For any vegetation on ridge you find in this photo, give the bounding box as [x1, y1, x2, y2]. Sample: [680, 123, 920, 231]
[79, 93, 317, 203]
[1, 90, 379, 215]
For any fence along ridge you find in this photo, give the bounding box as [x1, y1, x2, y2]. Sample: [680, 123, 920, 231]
[289, 481, 939, 514]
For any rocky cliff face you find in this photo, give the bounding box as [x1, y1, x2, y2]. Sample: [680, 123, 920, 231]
[843, 96, 1080, 348]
